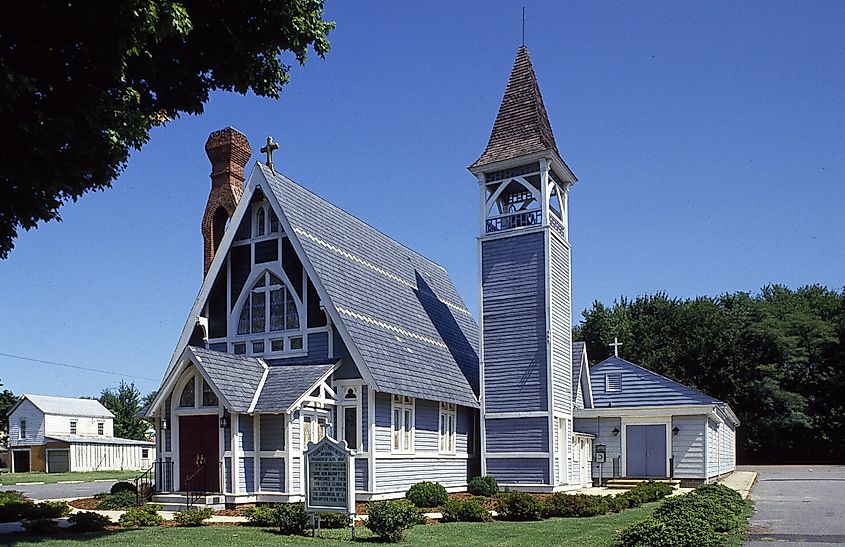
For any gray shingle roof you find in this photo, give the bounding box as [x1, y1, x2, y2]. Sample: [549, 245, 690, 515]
[572, 341, 586, 402]
[252, 362, 336, 413]
[22, 394, 113, 418]
[46, 435, 153, 446]
[261, 165, 480, 408]
[471, 46, 559, 170]
[187, 346, 266, 412]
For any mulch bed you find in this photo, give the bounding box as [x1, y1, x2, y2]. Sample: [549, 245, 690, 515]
[213, 505, 254, 517]
[69, 498, 100, 510]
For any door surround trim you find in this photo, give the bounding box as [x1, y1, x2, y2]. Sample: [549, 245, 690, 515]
[620, 416, 671, 478]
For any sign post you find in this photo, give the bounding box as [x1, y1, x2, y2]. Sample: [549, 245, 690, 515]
[595, 444, 607, 486]
[304, 436, 355, 538]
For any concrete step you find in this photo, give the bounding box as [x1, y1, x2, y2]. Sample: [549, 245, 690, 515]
[150, 493, 225, 511]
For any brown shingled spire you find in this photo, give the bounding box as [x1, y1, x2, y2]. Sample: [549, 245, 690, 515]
[471, 46, 559, 170]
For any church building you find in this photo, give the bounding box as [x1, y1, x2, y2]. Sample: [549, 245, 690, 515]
[147, 46, 736, 506]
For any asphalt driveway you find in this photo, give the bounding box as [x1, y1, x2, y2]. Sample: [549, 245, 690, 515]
[745, 465, 845, 546]
[0, 480, 116, 500]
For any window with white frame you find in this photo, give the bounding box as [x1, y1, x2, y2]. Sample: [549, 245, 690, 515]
[339, 387, 359, 451]
[19, 419, 27, 440]
[97, 422, 104, 436]
[256, 207, 266, 237]
[235, 271, 303, 355]
[302, 413, 328, 449]
[391, 395, 414, 453]
[70, 420, 77, 435]
[439, 402, 456, 454]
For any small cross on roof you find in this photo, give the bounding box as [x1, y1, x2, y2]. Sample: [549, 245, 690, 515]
[260, 136, 279, 173]
[608, 336, 623, 357]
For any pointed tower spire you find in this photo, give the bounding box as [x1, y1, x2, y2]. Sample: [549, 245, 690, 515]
[471, 46, 559, 169]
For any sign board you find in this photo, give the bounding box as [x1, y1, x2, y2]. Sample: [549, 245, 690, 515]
[304, 436, 355, 515]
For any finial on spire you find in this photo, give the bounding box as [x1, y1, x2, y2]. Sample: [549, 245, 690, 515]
[609, 336, 623, 358]
[260, 136, 279, 173]
[521, 7, 525, 47]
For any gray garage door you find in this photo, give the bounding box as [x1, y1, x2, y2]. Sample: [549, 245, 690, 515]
[47, 449, 70, 473]
[626, 425, 667, 478]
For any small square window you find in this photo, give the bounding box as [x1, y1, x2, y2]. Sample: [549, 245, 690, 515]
[142, 448, 149, 459]
[252, 340, 265, 353]
[290, 336, 303, 350]
[233, 343, 246, 355]
[271, 339, 284, 352]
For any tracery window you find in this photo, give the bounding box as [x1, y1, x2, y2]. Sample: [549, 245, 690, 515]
[179, 376, 195, 407]
[237, 272, 300, 335]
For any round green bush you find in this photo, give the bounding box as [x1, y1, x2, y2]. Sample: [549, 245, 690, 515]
[654, 492, 744, 533]
[96, 489, 138, 510]
[68, 511, 113, 532]
[619, 515, 721, 547]
[494, 491, 542, 521]
[366, 500, 423, 542]
[174, 506, 213, 526]
[244, 505, 278, 527]
[468, 476, 499, 497]
[441, 498, 491, 522]
[275, 502, 310, 535]
[110, 481, 137, 495]
[0, 491, 34, 523]
[406, 481, 448, 508]
[118, 505, 163, 527]
[31, 501, 71, 519]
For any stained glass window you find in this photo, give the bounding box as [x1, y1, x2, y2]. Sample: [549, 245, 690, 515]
[256, 207, 266, 236]
[269, 209, 279, 233]
[179, 377, 195, 407]
[202, 378, 219, 407]
[236, 271, 301, 339]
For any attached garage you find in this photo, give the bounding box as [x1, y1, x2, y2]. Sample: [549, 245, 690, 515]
[46, 448, 70, 473]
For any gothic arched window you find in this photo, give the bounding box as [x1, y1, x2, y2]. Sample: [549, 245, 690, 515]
[256, 207, 266, 236]
[237, 272, 300, 335]
[179, 376, 195, 407]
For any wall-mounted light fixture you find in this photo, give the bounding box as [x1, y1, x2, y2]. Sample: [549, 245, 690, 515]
[611, 427, 619, 436]
[672, 426, 680, 436]
[220, 409, 231, 430]
[160, 418, 168, 431]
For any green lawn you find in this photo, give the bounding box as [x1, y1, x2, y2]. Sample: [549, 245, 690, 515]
[2, 504, 657, 546]
[0, 470, 142, 485]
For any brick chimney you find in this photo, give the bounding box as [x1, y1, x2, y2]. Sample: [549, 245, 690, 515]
[202, 127, 252, 274]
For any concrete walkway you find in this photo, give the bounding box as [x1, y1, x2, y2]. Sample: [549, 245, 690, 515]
[719, 470, 757, 499]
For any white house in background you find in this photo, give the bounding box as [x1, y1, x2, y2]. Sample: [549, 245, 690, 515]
[8, 394, 155, 473]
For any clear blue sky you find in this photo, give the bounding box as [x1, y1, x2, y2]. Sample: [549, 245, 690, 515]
[1, 1, 843, 398]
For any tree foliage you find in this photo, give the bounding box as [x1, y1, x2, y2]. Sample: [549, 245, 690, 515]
[0, 0, 334, 257]
[574, 285, 845, 463]
[99, 381, 150, 440]
[0, 380, 18, 447]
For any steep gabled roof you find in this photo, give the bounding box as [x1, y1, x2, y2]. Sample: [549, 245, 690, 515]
[572, 341, 586, 402]
[253, 362, 336, 413]
[186, 346, 266, 413]
[259, 165, 480, 408]
[471, 46, 559, 169]
[12, 394, 113, 418]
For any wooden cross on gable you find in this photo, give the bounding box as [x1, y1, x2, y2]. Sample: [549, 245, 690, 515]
[260, 136, 279, 173]
[608, 336, 623, 357]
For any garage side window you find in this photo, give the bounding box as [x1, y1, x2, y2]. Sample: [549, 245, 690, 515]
[98, 422, 104, 436]
[70, 420, 77, 435]
[19, 419, 26, 439]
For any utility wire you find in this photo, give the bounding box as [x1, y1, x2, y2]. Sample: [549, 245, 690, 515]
[0, 352, 157, 381]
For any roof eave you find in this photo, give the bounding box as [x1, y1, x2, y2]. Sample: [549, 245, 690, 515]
[468, 149, 577, 185]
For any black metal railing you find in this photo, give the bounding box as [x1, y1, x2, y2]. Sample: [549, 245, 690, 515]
[133, 460, 173, 506]
[486, 210, 542, 233]
[184, 464, 206, 509]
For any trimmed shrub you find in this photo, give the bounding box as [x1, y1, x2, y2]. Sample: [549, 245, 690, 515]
[317, 512, 350, 528]
[654, 487, 744, 533]
[366, 500, 423, 542]
[494, 491, 542, 521]
[118, 504, 163, 527]
[630, 481, 674, 502]
[96, 489, 138, 510]
[275, 502, 309, 535]
[244, 504, 278, 527]
[0, 491, 34, 523]
[110, 481, 137, 495]
[542, 493, 607, 518]
[68, 511, 113, 532]
[406, 481, 448, 508]
[441, 498, 491, 522]
[174, 506, 213, 526]
[619, 515, 721, 547]
[22, 517, 59, 534]
[32, 501, 71, 519]
[467, 475, 499, 497]
[605, 493, 630, 513]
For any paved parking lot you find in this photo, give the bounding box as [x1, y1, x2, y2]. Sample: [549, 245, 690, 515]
[745, 465, 845, 546]
[0, 480, 116, 500]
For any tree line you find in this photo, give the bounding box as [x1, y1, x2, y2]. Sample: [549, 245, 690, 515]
[574, 284, 845, 464]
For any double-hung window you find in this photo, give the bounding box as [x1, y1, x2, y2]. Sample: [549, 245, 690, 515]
[19, 420, 27, 440]
[98, 422, 104, 436]
[438, 402, 456, 454]
[70, 420, 77, 435]
[391, 395, 414, 453]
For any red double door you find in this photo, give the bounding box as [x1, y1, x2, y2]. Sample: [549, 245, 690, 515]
[179, 415, 219, 492]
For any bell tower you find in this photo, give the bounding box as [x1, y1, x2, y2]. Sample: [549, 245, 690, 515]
[471, 46, 578, 488]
